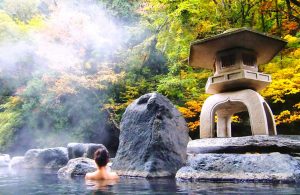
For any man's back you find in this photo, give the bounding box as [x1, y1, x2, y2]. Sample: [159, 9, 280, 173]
[85, 167, 119, 180]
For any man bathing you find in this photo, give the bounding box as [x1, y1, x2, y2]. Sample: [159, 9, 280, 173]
[85, 147, 119, 180]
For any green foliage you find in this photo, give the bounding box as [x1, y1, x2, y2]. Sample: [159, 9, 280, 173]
[140, 0, 299, 136]
[2, 0, 40, 22]
[0, 0, 299, 152]
[0, 97, 23, 151]
[0, 1, 124, 153]
[0, 11, 20, 41]
[98, 0, 140, 23]
[260, 33, 300, 131]
[157, 65, 210, 103]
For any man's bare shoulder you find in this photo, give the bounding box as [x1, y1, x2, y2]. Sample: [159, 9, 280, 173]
[108, 172, 119, 180]
[85, 172, 92, 180]
[85, 170, 119, 180]
[85, 172, 96, 180]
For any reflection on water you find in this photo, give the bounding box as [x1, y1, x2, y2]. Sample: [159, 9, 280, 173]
[178, 181, 300, 195]
[1, 168, 300, 194]
[86, 179, 119, 191]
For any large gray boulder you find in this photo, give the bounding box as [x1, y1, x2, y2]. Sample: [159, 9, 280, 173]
[176, 153, 300, 182]
[187, 135, 300, 155]
[67, 143, 107, 159]
[112, 93, 189, 178]
[57, 157, 96, 178]
[24, 147, 68, 169]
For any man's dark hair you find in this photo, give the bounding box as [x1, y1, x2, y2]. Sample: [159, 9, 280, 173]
[94, 147, 109, 167]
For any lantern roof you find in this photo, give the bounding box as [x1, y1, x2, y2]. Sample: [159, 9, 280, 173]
[189, 28, 287, 70]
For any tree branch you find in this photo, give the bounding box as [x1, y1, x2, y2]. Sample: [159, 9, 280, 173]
[290, 0, 300, 6]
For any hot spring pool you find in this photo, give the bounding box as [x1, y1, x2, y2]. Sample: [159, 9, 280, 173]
[1, 168, 300, 195]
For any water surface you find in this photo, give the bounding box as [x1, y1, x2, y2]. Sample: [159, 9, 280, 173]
[1, 168, 300, 194]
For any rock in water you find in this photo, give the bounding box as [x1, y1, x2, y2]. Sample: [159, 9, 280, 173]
[176, 153, 300, 182]
[112, 93, 189, 178]
[57, 157, 96, 178]
[67, 143, 106, 159]
[10, 156, 25, 168]
[24, 147, 68, 169]
[0, 154, 10, 167]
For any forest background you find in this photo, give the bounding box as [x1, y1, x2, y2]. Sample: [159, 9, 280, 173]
[0, 0, 299, 154]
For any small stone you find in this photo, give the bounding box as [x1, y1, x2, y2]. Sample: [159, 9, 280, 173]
[57, 157, 96, 178]
[67, 143, 107, 159]
[24, 147, 68, 169]
[0, 154, 10, 167]
[9, 156, 25, 168]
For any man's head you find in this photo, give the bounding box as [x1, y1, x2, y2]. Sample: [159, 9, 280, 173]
[94, 147, 109, 167]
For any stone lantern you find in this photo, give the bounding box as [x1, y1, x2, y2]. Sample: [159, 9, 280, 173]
[189, 28, 287, 138]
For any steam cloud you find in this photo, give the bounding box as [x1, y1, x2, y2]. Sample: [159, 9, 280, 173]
[0, 0, 125, 74]
[0, 0, 130, 154]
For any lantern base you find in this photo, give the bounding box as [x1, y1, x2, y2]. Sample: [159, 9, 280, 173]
[199, 89, 276, 138]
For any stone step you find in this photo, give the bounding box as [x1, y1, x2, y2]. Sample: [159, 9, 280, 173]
[176, 153, 300, 182]
[188, 135, 300, 155]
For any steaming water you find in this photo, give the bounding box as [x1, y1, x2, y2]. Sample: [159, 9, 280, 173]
[1, 168, 300, 194]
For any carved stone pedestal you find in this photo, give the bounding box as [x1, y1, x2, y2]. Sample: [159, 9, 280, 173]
[200, 89, 276, 138]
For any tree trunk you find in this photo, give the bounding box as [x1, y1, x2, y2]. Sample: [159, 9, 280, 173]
[275, 0, 282, 36]
[286, 0, 293, 20]
[260, 0, 266, 31]
[241, 0, 245, 26]
[290, 0, 300, 6]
